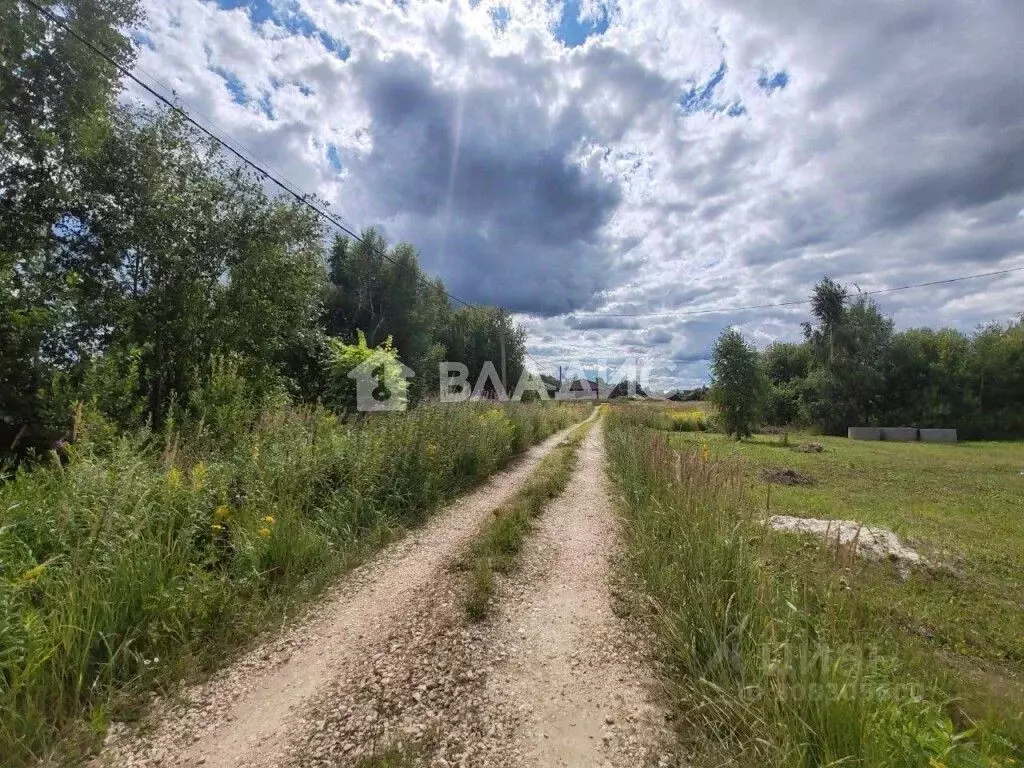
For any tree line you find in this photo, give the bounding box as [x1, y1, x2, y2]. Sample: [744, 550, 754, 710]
[1, 0, 525, 460]
[710, 278, 1023, 438]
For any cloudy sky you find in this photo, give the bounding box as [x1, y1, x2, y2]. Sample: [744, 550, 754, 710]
[130, 0, 1024, 388]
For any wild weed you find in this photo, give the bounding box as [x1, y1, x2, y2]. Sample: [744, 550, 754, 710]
[0, 400, 587, 764]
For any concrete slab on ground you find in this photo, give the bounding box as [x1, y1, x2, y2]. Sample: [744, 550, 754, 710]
[881, 427, 919, 441]
[919, 428, 957, 443]
[848, 427, 881, 440]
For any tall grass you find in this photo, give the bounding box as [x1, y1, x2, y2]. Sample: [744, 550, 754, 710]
[614, 402, 715, 433]
[604, 407, 1011, 767]
[0, 400, 586, 765]
[667, 410, 709, 432]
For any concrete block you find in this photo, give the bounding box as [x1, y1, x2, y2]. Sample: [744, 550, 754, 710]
[919, 428, 957, 443]
[880, 427, 919, 441]
[848, 427, 881, 440]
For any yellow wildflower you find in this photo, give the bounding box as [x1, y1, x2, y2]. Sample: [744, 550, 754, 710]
[165, 466, 181, 490]
[191, 461, 207, 491]
[701, 443, 711, 462]
[257, 527, 272, 538]
[262, 515, 275, 525]
[213, 505, 231, 520]
[211, 524, 224, 533]
[21, 563, 47, 582]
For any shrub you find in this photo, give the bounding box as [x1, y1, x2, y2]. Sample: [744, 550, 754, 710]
[325, 331, 409, 414]
[668, 410, 708, 432]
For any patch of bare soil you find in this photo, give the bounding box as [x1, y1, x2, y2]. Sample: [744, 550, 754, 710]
[280, 557, 515, 766]
[92, 417, 592, 768]
[761, 467, 815, 485]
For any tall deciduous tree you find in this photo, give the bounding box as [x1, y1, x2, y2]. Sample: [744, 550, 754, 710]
[1, 0, 141, 451]
[710, 328, 766, 439]
[325, 232, 525, 402]
[800, 278, 892, 434]
[762, 342, 811, 426]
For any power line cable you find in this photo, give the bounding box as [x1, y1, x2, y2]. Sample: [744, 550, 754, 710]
[568, 266, 1024, 319]
[32, 1, 1015, 372]
[24, 0, 478, 310]
[124, 56, 361, 236]
[29, 0, 560, 375]
[28, 0, 562, 374]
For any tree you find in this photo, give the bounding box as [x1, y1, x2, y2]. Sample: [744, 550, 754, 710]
[761, 342, 811, 425]
[441, 306, 525, 395]
[709, 328, 766, 439]
[707, 280, 1022, 439]
[880, 328, 971, 428]
[66, 108, 326, 428]
[800, 279, 892, 434]
[964, 317, 1024, 437]
[1, 0, 141, 453]
[325, 231, 456, 404]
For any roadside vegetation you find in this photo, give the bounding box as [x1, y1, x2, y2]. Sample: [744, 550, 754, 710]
[2, 0, 529, 465]
[607, 405, 1023, 766]
[622, 277, 1024, 765]
[0, 395, 586, 764]
[674, 429, 1024, 750]
[460, 413, 596, 621]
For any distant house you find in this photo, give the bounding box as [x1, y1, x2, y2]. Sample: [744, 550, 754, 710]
[556, 378, 601, 401]
[609, 379, 647, 399]
[540, 374, 560, 398]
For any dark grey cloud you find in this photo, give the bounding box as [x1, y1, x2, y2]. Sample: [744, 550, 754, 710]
[564, 315, 645, 331]
[701, 0, 1024, 275]
[345, 49, 622, 315]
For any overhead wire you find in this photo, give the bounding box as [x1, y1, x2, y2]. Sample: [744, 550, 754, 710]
[24, 0, 1022, 370]
[22, 0, 478, 310]
[23, 0, 569, 376]
[566, 266, 1024, 319]
[123, 56, 362, 237]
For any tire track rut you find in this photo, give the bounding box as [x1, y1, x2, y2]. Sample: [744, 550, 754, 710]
[96, 416, 593, 768]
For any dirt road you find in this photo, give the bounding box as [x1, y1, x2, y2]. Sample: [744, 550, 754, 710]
[97, 412, 671, 768]
[481, 420, 671, 767]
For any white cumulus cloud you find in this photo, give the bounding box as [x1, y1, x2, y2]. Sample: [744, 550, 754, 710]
[133, 0, 1024, 388]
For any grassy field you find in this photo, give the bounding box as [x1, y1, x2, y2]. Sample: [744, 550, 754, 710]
[607, 404, 1024, 766]
[671, 429, 1024, 738]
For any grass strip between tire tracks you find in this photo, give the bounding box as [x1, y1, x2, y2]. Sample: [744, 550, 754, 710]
[459, 412, 598, 621]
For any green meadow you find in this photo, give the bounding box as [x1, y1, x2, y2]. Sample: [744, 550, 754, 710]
[609, 404, 1024, 766]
